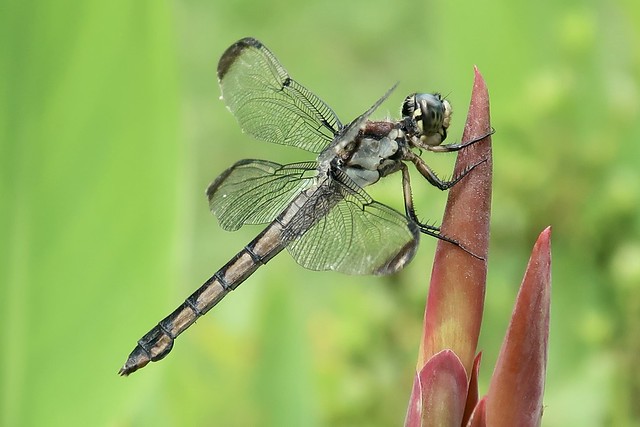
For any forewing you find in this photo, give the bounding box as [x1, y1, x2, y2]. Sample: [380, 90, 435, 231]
[207, 159, 317, 231]
[217, 37, 342, 153]
[331, 83, 398, 154]
[285, 171, 420, 275]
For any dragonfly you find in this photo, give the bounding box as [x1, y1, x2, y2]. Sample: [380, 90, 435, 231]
[119, 37, 491, 376]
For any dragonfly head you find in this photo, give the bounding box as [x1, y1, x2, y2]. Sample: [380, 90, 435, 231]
[401, 93, 452, 148]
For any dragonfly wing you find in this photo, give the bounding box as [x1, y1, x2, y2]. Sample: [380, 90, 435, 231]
[284, 170, 420, 275]
[207, 159, 317, 231]
[331, 83, 398, 154]
[218, 37, 342, 153]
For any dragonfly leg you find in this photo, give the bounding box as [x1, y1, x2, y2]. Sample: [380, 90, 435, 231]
[425, 128, 494, 153]
[400, 163, 418, 223]
[400, 164, 485, 260]
[406, 151, 486, 191]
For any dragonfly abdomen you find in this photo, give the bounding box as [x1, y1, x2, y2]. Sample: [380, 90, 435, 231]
[119, 221, 289, 376]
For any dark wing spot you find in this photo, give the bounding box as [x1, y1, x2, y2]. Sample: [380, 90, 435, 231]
[217, 37, 263, 80]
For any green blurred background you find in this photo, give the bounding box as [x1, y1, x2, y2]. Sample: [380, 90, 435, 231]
[1, 0, 639, 426]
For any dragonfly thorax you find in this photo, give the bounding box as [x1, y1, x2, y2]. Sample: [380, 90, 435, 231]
[343, 130, 402, 188]
[402, 93, 452, 148]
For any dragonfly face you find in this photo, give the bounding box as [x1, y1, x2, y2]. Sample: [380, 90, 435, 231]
[402, 93, 452, 148]
[118, 37, 492, 376]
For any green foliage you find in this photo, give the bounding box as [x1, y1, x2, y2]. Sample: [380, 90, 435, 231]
[1, 0, 639, 426]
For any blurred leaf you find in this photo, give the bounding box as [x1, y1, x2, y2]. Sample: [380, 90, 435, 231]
[0, 1, 179, 426]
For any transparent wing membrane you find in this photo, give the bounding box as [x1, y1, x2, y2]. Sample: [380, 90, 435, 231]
[217, 37, 342, 153]
[285, 172, 420, 275]
[207, 160, 317, 231]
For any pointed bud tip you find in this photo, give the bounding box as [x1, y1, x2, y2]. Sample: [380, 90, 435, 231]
[532, 226, 552, 270]
[540, 226, 552, 242]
